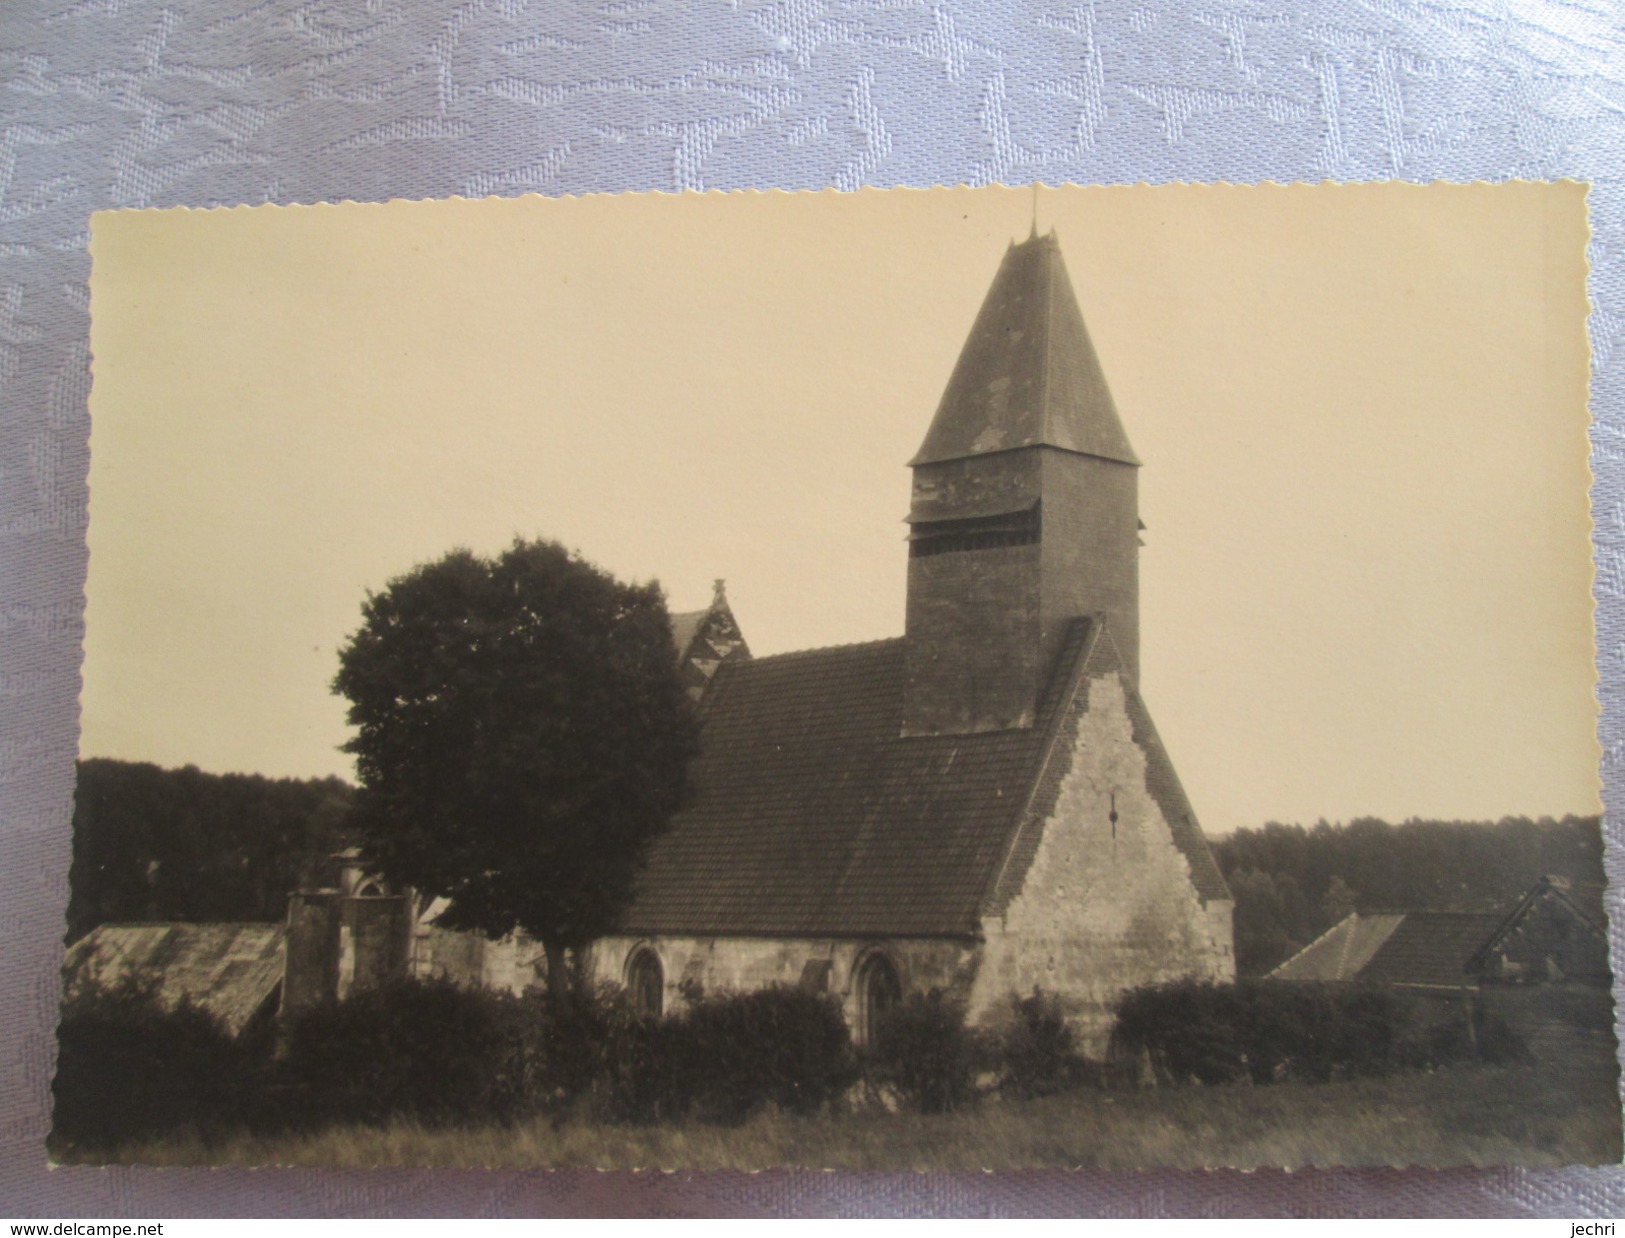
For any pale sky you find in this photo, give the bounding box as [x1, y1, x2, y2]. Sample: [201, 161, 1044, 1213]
[82, 182, 1600, 833]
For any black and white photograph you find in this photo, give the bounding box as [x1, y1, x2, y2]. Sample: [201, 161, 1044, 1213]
[59, 181, 1614, 1170]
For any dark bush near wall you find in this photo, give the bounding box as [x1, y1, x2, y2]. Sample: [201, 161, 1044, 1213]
[605, 984, 858, 1125]
[281, 978, 861, 1129]
[1112, 978, 1531, 1084]
[1112, 979, 1251, 1085]
[52, 977, 257, 1152]
[866, 990, 983, 1113]
[277, 978, 860, 1130]
[279, 976, 536, 1128]
[517, 983, 647, 1118]
[994, 988, 1093, 1098]
[684, 984, 859, 1122]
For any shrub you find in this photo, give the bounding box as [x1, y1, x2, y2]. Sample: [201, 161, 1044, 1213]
[995, 988, 1092, 1099]
[1113, 980, 1249, 1085]
[279, 976, 535, 1128]
[867, 990, 982, 1113]
[519, 983, 643, 1118]
[1112, 979, 1530, 1085]
[1402, 998, 1533, 1069]
[677, 985, 858, 1123]
[53, 976, 255, 1151]
[599, 984, 857, 1125]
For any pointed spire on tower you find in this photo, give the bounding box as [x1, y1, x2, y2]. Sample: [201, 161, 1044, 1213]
[911, 231, 1138, 469]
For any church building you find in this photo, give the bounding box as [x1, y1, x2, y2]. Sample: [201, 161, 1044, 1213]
[580, 229, 1235, 1053]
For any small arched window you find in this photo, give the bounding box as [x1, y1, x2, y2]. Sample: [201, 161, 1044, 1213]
[356, 881, 384, 898]
[626, 947, 664, 1019]
[854, 951, 902, 1044]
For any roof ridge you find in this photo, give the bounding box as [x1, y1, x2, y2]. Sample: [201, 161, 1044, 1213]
[736, 636, 904, 665]
[1264, 911, 1359, 979]
[1036, 229, 1056, 459]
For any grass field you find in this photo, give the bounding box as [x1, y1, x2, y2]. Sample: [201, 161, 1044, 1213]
[88, 1046, 1623, 1171]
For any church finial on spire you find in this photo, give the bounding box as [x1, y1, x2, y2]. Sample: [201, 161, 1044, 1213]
[1029, 180, 1039, 240]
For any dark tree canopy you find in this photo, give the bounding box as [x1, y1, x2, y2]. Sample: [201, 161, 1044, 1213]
[68, 759, 353, 942]
[333, 538, 700, 965]
[1212, 814, 1606, 976]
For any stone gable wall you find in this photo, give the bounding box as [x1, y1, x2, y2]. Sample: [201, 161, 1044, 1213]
[968, 670, 1234, 1054]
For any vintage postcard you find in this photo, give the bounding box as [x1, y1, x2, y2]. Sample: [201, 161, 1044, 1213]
[62, 182, 1615, 1169]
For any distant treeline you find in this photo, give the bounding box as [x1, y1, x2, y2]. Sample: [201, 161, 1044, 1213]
[68, 758, 353, 942]
[1212, 815, 1607, 977]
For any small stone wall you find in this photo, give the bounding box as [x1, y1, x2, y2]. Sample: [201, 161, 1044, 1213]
[584, 933, 978, 1028]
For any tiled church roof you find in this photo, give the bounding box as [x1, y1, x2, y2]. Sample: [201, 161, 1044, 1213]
[620, 618, 1229, 938]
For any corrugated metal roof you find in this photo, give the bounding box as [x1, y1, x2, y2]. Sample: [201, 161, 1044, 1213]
[911, 231, 1138, 468]
[63, 922, 283, 1036]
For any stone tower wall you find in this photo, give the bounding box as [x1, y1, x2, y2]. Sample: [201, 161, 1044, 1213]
[1039, 450, 1139, 684]
[901, 446, 1141, 734]
[903, 538, 1041, 734]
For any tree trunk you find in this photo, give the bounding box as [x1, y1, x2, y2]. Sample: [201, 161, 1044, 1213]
[542, 938, 570, 999]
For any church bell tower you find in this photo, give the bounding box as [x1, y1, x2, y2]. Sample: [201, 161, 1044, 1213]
[902, 230, 1141, 737]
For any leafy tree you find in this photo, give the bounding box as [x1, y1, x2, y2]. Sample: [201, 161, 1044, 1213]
[333, 538, 700, 993]
[1213, 814, 1606, 976]
[1319, 874, 1358, 926]
[67, 759, 353, 941]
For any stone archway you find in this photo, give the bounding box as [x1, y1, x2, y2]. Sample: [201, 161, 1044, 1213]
[853, 949, 902, 1044]
[625, 946, 664, 1019]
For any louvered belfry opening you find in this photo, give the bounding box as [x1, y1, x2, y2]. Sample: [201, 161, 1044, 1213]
[908, 501, 1041, 559]
[901, 231, 1141, 738]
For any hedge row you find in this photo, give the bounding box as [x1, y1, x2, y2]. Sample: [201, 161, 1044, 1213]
[1111, 978, 1532, 1085]
[52, 974, 1545, 1150]
[865, 988, 1095, 1113]
[51, 978, 863, 1148]
[53, 977, 264, 1150]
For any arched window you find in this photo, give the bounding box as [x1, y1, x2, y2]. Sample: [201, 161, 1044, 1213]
[854, 951, 902, 1044]
[356, 881, 383, 897]
[626, 947, 664, 1019]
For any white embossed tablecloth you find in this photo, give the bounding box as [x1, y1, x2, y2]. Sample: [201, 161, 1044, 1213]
[5, 0, 1625, 1216]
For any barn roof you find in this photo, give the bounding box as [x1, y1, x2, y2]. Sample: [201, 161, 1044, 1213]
[1266, 882, 1607, 990]
[1356, 912, 1507, 988]
[619, 617, 1227, 938]
[1267, 910, 1504, 988]
[911, 230, 1138, 468]
[1263, 912, 1408, 983]
[62, 922, 284, 1036]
